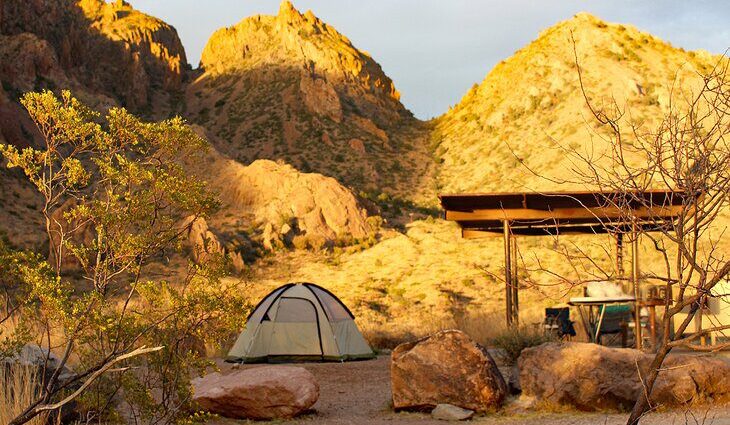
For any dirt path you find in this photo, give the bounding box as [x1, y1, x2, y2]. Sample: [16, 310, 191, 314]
[212, 355, 730, 425]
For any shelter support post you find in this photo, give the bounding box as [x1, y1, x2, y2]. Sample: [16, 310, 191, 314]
[503, 220, 519, 326]
[631, 221, 642, 349]
[511, 232, 519, 325]
[504, 221, 512, 326]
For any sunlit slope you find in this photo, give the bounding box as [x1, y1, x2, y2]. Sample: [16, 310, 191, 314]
[433, 13, 722, 193]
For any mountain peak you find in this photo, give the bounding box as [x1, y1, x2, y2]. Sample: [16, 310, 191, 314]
[199, 4, 401, 105]
[277, 0, 305, 25]
[190, 3, 429, 195]
[571, 12, 601, 23]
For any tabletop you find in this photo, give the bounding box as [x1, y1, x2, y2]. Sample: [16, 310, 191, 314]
[568, 296, 636, 305]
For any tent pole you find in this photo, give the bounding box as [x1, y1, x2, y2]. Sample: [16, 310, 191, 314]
[504, 220, 513, 326]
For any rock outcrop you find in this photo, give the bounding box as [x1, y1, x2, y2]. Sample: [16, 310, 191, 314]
[391, 329, 507, 412]
[183, 216, 254, 272]
[78, 0, 188, 108]
[519, 342, 730, 411]
[192, 366, 319, 420]
[186, 144, 374, 252]
[214, 158, 372, 243]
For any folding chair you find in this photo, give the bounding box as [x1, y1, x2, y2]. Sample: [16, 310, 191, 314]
[544, 307, 577, 340]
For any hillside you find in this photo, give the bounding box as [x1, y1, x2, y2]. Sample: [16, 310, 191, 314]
[433, 12, 721, 193]
[0, 0, 191, 249]
[187, 1, 435, 203]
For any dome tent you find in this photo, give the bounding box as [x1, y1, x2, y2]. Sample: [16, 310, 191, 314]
[227, 282, 375, 363]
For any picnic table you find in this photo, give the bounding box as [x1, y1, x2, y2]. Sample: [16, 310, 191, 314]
[568, 296, 636, 344]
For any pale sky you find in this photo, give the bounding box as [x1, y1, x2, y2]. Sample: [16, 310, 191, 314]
[128, 0, 730, 119]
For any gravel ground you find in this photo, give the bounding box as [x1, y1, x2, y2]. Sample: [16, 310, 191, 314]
[210, 355, 730, 425]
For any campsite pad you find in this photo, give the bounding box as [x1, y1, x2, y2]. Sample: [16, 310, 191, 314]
[210, 355, 730, 425]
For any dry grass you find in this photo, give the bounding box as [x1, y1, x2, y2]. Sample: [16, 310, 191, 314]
[0, 362, 48, 425]
[489, 325, 558, 365]
[360, 310, 525, 350]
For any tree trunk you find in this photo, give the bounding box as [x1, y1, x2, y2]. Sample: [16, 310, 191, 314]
[626, 345, 671, 424]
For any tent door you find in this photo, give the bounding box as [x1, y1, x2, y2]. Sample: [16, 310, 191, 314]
[268, 297, 323, 356]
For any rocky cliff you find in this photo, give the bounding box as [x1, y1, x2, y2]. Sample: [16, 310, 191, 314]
[0, 0, 187, 121]
[0, 0, 190, 250]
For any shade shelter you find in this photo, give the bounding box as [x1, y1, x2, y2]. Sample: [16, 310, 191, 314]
[227, 282, 375, 363]
[439, 190, 687, 348]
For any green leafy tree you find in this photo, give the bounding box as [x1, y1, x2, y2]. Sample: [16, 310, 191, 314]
[0, 91, 249, 424]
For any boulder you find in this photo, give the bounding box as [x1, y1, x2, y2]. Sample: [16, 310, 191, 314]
[431, 403, 474, 421]
[192, 366, 319, 420]
[391, 329, 507, 412]
[519, 342, 730, 411]
[3, 344, 77, 385]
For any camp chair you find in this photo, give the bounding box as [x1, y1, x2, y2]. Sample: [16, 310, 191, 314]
[544, 307, 576, 340]
[596, 304, 631, 347]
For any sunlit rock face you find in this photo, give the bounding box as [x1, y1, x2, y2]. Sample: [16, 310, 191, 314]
[0, 0, 187, 114]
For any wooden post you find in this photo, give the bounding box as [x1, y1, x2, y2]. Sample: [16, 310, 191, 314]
[632, 221, 642, 349]
[504, 220, 513, 326]
[616, 232, 624, 279]
[696, 305, 706, 346]
[511, 233, 519, 325]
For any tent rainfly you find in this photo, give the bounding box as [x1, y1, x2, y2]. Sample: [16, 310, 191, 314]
[227, 282, 375, 363]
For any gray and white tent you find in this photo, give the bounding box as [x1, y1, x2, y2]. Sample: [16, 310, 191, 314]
[227, 282, 375, 363]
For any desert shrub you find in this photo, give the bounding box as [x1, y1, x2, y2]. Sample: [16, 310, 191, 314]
[0, 90, 250, 424]
[489, 325, 557, 365]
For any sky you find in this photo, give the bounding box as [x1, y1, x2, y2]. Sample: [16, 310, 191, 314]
[128, 0, 730, 119]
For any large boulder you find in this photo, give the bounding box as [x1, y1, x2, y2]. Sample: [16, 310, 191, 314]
[391, 329, 508, 412]
[192, 366, 319, 420]
[519, 342, 730, 411]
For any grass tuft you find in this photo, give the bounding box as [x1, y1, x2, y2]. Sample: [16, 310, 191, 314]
[0, 362, 48, 425]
